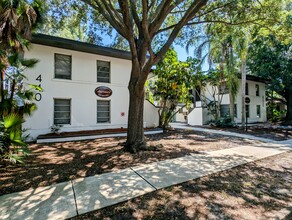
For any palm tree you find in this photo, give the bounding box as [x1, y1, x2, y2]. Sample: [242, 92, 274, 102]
[187, 24, 239, 122]
[0, 0, 41, 164]
[0, 0, 40, 105]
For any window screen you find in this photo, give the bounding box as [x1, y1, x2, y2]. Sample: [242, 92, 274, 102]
[97, 100, 110, 123]
[256, 105, 261, 117]
[55, 54, 72, 79]
[256, 84, 260, 96]
[245, 83, 249, 95]
[97, 60, 110, 83]
[245, 105, 250, 118]
[54, 99, 71, 124]
[220, 104, 230, 117]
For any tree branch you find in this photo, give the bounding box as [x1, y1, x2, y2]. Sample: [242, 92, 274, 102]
[153, 0, 208, 64]
[149, 0, 183, 37]
[80, 0, 128, 39]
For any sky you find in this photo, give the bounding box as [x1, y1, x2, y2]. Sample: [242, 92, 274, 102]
[174, 44, 194, 61]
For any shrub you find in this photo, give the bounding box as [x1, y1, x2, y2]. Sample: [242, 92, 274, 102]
[0, 114, 30, 164]
[209, 115, 236, 128]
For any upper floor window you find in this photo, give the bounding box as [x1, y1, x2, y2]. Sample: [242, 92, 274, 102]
[55, 53, 72, 80]
[97, 60, 110, 83]
[245, 83, 249, 95]
[256, 84, 260, 96]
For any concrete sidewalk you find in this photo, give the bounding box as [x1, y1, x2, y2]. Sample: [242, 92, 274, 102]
[0, 129, 291, 220]
[170, 122, 278, 143]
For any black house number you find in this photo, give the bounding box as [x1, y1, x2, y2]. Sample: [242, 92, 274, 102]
[35, 74, 42, 101]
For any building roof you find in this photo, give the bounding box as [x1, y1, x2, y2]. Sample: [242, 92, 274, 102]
[32, 34, 132, 61]
[245, 75, 268, 84]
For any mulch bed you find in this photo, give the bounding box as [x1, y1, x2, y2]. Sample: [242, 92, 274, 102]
[38, 127, 157, 139]
[70, 151, 292, 220]
[0, 129, 258, 196]
[199, 125, 292, 141]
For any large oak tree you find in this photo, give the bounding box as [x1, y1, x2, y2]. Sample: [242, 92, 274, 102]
[61, 0, 282, 152]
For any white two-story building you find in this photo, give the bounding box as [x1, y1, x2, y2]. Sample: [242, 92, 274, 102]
[23, 34, 159, 140]
[176, 76, 267, 125]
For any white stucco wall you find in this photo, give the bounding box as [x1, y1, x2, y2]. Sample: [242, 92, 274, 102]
[234, 80, 267, 123]
[187, 79, 267, 125]
[188, 107, 203, 126]
[23, 44, 158, 139]
[144, 100, 159, 127]
[174, 106, 188, 123]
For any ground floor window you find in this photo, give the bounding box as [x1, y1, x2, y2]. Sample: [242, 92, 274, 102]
[220, 104, 230, 117]
[256, 105, 261, 117]
[97, 100, 110, 123]
[245, 105, 250, 118]
[54, 99, 71, 125]
[234, 104, 237, 118]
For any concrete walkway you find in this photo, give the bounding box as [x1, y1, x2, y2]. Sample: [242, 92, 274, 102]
[170, 122, 279, 143]
[0, 128, 291, 220]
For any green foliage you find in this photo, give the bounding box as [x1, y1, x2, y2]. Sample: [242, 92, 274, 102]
[267, 103, 287, 122]
[247, 35, 292, 122]
[150, 49, 199, 129]
[0, 55, 39, 164]
[0, 0, 41, 164]
[0, 113, 29, 164]
[209, 115, 236, 128]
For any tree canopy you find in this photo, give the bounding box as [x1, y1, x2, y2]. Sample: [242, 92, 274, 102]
[150, 49, 198, 129]
[248, 35, 292, 123]
[37, 0, 291, 151]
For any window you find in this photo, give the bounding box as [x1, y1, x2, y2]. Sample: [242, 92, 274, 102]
[97, 100, 110, 123]
[234, 104, 237, 118]
[256, 84, 260, 96]
[245, 105, 250, 118]
[245, 83, 249, 95]
[219, 84, 229, 94]
[97, 60, 110, 83]
[195, 88, 201, 101]
[54, 99, 71, 124]
[55, 54, 72, 79]
[256, 105, 261, 117]
[220, 104, 230, 117]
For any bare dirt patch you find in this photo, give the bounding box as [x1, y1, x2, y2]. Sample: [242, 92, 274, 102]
[71, 151, 292, 220]
[0, 129, 259, 196]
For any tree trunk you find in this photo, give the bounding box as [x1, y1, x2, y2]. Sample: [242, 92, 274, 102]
[241, 58, 246, 129]
[229, 93, 235, 121]
[285, 87, 292, 125]
[125, 67, 147, 153]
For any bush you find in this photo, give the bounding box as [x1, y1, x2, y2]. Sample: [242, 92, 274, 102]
[0, 114, 30, 164]
[209, 116, 236, 128]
